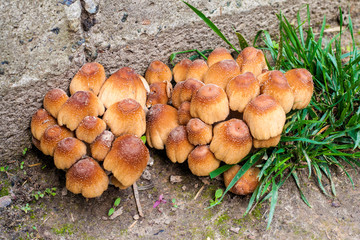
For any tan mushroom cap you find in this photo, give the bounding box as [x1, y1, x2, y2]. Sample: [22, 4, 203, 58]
[190, 84, 229, 124]
[165, 126, 194, 163]
[53, 137, 87, 170]
[285, 68, 314, 109]
[224, 165, 260, 195]
[188, 145, 221, 176]
[40, 125, 74, 156]
[236, 47, 268, 77]
[203, 59, 240, 90]
[57, 91, 105, 131]
[69, 62, 106, 96]
[32, 136, 41, 151]
[66, 157, 109, 198]
[210, 119, 252, 164]
[186, 118, 212, 145]
[146, 104, 179, 149]
[31, 109, 57, 140]
[99, 67, 147, 108]
[173, 58, 192, 83]
[226, 72, 260, 113]
[243, 94, 286, 140]
[43, 88, 69, 118]
[90, 130, 114, 161]
[103, 98, 146, 137]
[253, 135, 281, 148]
[146, 81, 172, 108]
[171, 78, 205, 109]
[103, 134, 149, 189]
[145, 60, 172, 84]
[207, 47, 234, 67]
[185, 59, 209, 82]
[178, 101, 192, 125]
[75, 116, 106, 143]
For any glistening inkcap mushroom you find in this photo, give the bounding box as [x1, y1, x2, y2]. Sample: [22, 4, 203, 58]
[90, 130, 115, 161]
[165, 126, 194, 164]
[223, 165, 260, 195]
[207, 47, 234, 67]
[186, 118, 213, 145]
[53, 137, 87, 170]
[145, 60, 172, 84]
[173, 58, 192, 83]
[39, 125, 74, 156]
[171, 78, 204, 109]
[187, 145, 221, 177]
[31, 109, 57, 141]
[43, 88, 69, 118]
[203, 59, 240, 90]
[75, 116, 106, 144]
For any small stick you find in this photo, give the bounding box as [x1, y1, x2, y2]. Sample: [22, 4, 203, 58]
[193, 184, 205, 200]
[128, 220, 138, 229]
[133, 182, 144, 217]
[28, 163, 42, 167]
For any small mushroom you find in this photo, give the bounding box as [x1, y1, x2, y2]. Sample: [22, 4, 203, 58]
[236, 47, 268, 77]
[90, 130, 114, 161]
[186, 118, 212, 145]
[75, 116, 106, 143]
[185, 59, 209, 82]
[207, 47, 234, 67]
[145, 60, 172, 84]
[165, 126, 194, 163]
[146, 81, 172, 108]
[224, 165, 260, 195]
[31, 109, 57, 140]
[203, 59, 240, 90]
[39, 125, 74, 156]
[173, 58, 192, 83]
[253, 135, 281, 148]
[43, 88, 69, 118]
[53, 137, 87, 170]
[178, 101, 192, 125]
[171, 78, 204, 109]
[188, 145, 220, 177]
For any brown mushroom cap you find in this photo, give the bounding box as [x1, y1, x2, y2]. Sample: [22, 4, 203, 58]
[207, 47, 234, 67]
[69, 62, 106, 96]
[173, 58, 192, 83]
[243, 94, 286, 140]
[226, 72, 260, 113]
[236, 47, 267, 77]
[53, 137, 87, 170]
[253, 135, 281, 148]
[171, 78, 205, 109]
[224, 165, 260, 195]
[66, 157, 109, 198]
[145, 60, 172, 84]
[103, 98, 146, 137]
[57, 91, 105, 131]
[188, 145, 221, 176]
[103, 134, 149, 189]
[75, 116, 106, 143]
[40, 125, 74, 156]
[186, 118, 212, 145]
[31, 109, 57, 140]
[43, 88, 69, 118]
[146, 104, 179, 149]
[285, 68, 314, 109]
[185, 59, 209, 82]
[90, 130, 114, 161]
[165, 126, 194, 163]
[178, 101, 192, 125]
[203, 59, 240, 90]
[146, 81, 172, 108]
[210, 119, 252, 164]
[190, 84, 229, 124]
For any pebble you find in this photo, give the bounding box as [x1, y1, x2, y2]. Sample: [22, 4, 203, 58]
[147, 157, 154, 167]
[83, 0, 99, 14]
[0, 196, 12, 208]
[61, 187, 68, 196]
[133, 214, 140, 220]
[170, 175, 183, 184]
[182, 185, 187, 191]
[230, 227, 240, 234]
[331, 201, 341, 208]
[141, 169, 152, 180]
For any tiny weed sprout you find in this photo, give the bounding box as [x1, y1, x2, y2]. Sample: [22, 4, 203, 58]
[0, 166, 9, 172]
[172, 198, 178, 208]
[20, 161, 25, 170]
[209, 189, 223, 207]
[21, 203, 31, 213]
[140, 135, 146, 144]
[32, 188, 57, 200]
[22, 147, 28, 156]
[108, 197, 121, 216]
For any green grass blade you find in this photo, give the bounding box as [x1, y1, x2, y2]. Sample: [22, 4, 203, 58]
[235, 31, 249, 50]
[302, 149, 312, 178]
[209, 164, 234, 179]
[267, 179, 279, 230]
[292, 171, 312, 207]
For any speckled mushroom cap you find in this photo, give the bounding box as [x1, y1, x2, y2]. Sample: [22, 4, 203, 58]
[190, 84, 229, 124]
[31, 109, 57, 140]
[185, 59, 209, 82]
[146, 81, 172, 108]
[285, 68, 314, 110]
[90, 130, 114, 161]
[98, 67, 147, 108]
[145, 60, 172, 84]
[66, 157, 109, 198]
[226, 72, 260, 113]
[57, 91, 105, 131]
[243, 94, 286, 140]
[103, 134, 149, 189]
[43, 88, 69, 118]
[69, 62, 106, 96]
[171, 78, 205, 109]
[39, 125, 74, 156]
[188, 145, 221, 177]
[53, 137, 87, 170]
[186, 118, 212, 146]
[203, 59, 240, 90]
[210, 119, 252, 164]
[165, 126, 194, 164]
[253, 135, 281, 148]
[236, 47, 268, 77]
[146, 104, 179, 150]
[173, 58, 192, 83]
[224, 165, 260, 195]
[177, 101, 192, 125]
[207, 47, 234, 67]
[75, 116, 106, 144]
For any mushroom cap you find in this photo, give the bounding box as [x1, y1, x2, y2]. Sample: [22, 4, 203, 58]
[188, 145, 221, 176]
[75, 116, 106, 143]
[203, 59, 240, 90]
[43, 88, 69, 118]
[103, 98, 146, 137]
[146, 81, 172, 108]
[57, 91, 105, 131]
[137, 74, 150, 94]
[285, 68, 314, 109]
[145, 60, 172, 84]
[207, 47, 234, 67]
[40, 125, 74, 156]
[90, 130, 114, 161]
[226, 72, 260, 113]
[31, 109, 57, 140]
[103, 134, 149, 189]
[171, 78, 205, 109]
[32, 136, 41, 151]
[186, 118, 212, 145]
[98, 67, 147, 108]
[165, 126, 194, 163]
[210, 119, 252, 164]
[53, 137, 87, 170]
[185, 59, 209, 82]
[66, 157, 109, 198]
[243, 94, 286, 140]
[253, 135, 281, 148]
[178, 101, 192, 125]
[236, 47, 267, 77]
[260, 71, 294, 113]
[224, 165, 260, 195]
[146, 104, 179, 149]
[173, 58, 192, 83]
[69, 62, 106, 96]
[190, 84, 229, 124]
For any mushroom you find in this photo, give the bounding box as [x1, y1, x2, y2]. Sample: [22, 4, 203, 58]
[53, 137, 87, 170]
[171, 78, 204, 109]
[90, 130, 114, 161]
[186, 118, 212, 145]
[185, 59, 209, 82]
[236, 47, 268, 77]
[103, 98, 146, 137]
[103, 134, 149, 189]
[223, 165, 260, 195]
[203, 59, 240, 90]
[207, 47, 234, 67]
[188, 145, 221, 176]
[210, 119, 252, 164]
[178, 101, 192, 125]
[66, 157, 109, 198]
[253, 135, 281, 148]
[190, 84, 229, 124]
[137, 74, 150, 94]
[173, 58, 192, 83]
[39, 125, 74, 156]
[285, 68, 314, 109]
[43, 88, 69, 118]
[145, 60, 172, 84]
[75, 116, 106, 144]
[146, 81, 172, 108]
[69, 62, 106, 96]
[31, 109, 57, 140]
[165, 126, 194, 163]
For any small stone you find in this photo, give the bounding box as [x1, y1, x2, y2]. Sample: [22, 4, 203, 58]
[102, 216, 108, 220]
[61, 187, 68, 196]
[331, 201, 341, 208]
[0, 196, 12, 208]
[147, 157, 154, 166]
[164, 219, 171, 225]
[121, 13, 128, 23]
[230, 227, 240, 234]
[194, 184, 199, 188]
[141, 169, 151, 180]
[133, 214, 140, 220]
[142, 19, 151, 25]
[170, 175, 183, 184]
[83, 0, 99, 14]
[182, 186, 187, 191]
